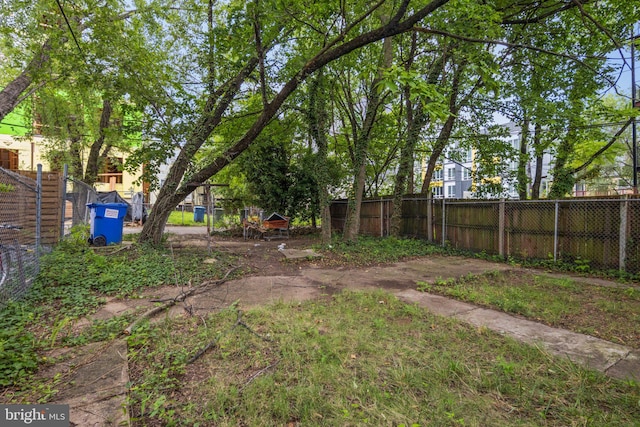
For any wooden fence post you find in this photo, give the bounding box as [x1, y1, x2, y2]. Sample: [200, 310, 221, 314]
[553, 201, 559, 262]
[498, 198, 505, 257]
[427, 192, 433, 242]
[380, 198, 384, 237]
[60, 164, 68, 241]
[441, 197, 446, 246]
[36, 164, 42, 267]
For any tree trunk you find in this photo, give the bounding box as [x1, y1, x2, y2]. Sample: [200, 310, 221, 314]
[420, 114, 457, 193]
[391, 107, 427, 236]
[84, 100, 113, 187]
[0, 40, 52, 123]
[548, 125, 576, 199]
[344, 35, 394, 242]
[516, 116, 530, 199]
[420, 62, 466, 193]
[390, 33, 419, 237]
[139, 57, 260, 244]
[308, 72, 332, 244]
[530, 123, 544, 199]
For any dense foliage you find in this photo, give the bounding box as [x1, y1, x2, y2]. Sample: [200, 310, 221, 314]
[0, 0, 638, 243]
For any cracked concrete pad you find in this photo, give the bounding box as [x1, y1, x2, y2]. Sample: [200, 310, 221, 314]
[605, 349, 640, 381]
[454, 307, 630, 372]
[186, 275, 325, 311]
[395, 289, 479, 317]
[300, 257, 510, 290]
[168, 238, 211, 248]
[52, 338, 129, 427]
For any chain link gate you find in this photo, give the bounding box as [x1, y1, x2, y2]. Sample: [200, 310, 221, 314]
[61, 165, 99, 236]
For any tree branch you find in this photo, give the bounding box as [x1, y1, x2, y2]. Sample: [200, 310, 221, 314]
[253, 2, 269, 108]
[179, 0, 452, 196]
[413, 27, 614, 87]
[501, 1, 584, 25]
[570, 118, 633, 175]
[123, 266, 240, 335]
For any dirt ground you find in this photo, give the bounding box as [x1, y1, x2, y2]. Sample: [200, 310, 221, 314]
[138, 231, 505, 312]
[86, 229, 640, 342]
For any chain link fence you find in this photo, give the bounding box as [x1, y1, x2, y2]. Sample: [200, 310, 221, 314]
[62, 175, 98, 236]
[331, 196, 640, 275]
[0, 167, 42, 307]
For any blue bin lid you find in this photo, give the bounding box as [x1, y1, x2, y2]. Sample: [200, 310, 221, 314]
[87, 202, 128, 208]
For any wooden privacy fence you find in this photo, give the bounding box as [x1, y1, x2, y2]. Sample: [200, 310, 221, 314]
[330, 196, 640, 274]
[18, 169, 63, 246]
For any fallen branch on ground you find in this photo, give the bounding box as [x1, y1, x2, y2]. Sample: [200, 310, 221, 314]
[123, 266, 240, 335]
[239, 360, 280, 393]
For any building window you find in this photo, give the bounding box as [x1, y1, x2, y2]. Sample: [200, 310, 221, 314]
[98, 157, 123, 184]
[462, 168, 471, 181]
[0, 149, 19, 170]
[464, 148, 472, 163]
[446, 167, 455, 180]
[447, 185, 456, 198]
[433, 169, 442, 181]
[432, 186, 443, 198]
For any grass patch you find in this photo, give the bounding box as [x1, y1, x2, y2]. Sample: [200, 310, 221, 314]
[166, 209, 202, 226]
[127, 290, 640, 426]
[318, 235, 451, 266]
[417, 271, 640, 348]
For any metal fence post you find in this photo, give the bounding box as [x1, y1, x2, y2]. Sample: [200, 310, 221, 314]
[60, 164, 68, 240]
[619, 196, 628, 272]
[553, 200, 559, 262]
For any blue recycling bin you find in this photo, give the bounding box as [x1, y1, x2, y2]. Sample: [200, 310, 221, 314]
[87, 203, 128, 246]
[194, 206, 206, 222]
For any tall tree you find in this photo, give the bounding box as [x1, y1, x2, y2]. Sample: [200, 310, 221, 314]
[0, 0, 161, 122]
[138, 0, 454, 245]
[338, 29, 394, 242]
[307, 71, 333, 243]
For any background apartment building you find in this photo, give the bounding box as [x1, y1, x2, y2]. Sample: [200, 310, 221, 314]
[428, 122, 554, 199]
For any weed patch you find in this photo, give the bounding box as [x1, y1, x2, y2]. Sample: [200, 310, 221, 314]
[317, 236, 451, 266]
[127, 290, 640, 426]
[0, 234, 238, 390]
